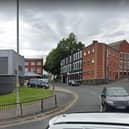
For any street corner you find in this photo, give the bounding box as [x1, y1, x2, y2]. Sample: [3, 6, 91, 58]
[0, 87, 79, 128]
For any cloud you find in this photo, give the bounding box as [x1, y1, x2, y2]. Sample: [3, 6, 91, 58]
[0, 1, 129, 57]
[0, 20, 16, 49]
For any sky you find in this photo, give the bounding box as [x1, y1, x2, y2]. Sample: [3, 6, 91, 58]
[0, 0, 129, 58]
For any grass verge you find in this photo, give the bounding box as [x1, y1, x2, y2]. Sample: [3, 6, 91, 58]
[0, 87, 53, 105]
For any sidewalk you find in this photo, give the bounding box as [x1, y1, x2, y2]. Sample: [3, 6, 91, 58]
[0, 87, 77, 127]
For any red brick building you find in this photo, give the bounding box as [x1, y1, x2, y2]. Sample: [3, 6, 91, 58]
[25, 58, 43, 76]
[109, 40, 129, 78]
[82, 41, 119, 84]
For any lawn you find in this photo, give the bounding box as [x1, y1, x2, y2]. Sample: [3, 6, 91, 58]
[0, 87, 54, 105]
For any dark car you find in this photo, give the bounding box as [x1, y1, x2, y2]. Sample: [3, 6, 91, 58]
[38, 79, 49, 89]
[100, 87, 129, 112]
[68, 80, 79, 86]
[28, 79, 49, 89]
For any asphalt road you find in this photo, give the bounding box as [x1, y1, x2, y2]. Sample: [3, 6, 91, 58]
[1, 79, 129, 129]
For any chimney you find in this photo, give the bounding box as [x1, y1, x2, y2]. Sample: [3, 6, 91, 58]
[93, 40, 98, 44]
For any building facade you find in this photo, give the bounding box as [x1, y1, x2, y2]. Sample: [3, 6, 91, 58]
[82, 41, 119, 84]
[0, 50, 24, 94]
[109, 40, 129, 78]
[0, 50, 24, 76]
[25, 58, 43, 76]
[60, 40, 129, 84]
[60, 50, 83, 83]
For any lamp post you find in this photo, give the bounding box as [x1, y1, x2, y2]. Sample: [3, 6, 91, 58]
[16, 0, 20, 116]
[67, 72, 69, 85]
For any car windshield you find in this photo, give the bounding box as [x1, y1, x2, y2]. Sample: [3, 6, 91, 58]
[107, 88, 129, 97]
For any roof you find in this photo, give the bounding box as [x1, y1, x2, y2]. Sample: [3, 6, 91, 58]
[109, 40, 127, 51]
[49, 113, 129, 126]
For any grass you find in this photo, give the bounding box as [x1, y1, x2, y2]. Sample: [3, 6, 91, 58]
[0, 87, 54, 105]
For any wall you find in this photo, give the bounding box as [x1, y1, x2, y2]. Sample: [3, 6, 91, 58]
[106, 47, 120, 80]
[120, 40, 129, 53]
[0, 75, 16, 95]
[0, 57, 8, 74]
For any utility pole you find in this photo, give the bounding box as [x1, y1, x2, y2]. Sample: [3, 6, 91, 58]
[16, 0, 20, 116]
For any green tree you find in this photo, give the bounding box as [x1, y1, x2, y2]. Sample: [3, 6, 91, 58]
[44, 33, 85, 77]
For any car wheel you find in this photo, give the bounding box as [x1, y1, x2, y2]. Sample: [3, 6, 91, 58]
[102, 103, 107, 112]
[100, 104, 103, 112]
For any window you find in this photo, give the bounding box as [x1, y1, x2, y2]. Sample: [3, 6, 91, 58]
[25, 68, 28, 72]
[66, 57, 68, 64]
[92, 48, 95, 53]
[77, 62, 79, 70]
[37, 68, 41, 73]
[88, 50, 90, 54]
[73, 54, 75, 61]
[91, 59, 95, 64]
[69, 64, 71, 72]
[80, 50, 82, 58]
[31, 68, 35, 72]
[83, 52, 86, 56]
[31, 61, 35, 65]
[69, 56, 72, 63]
[91, 70, 94, 75]
[37, 61, 41, 65]
[87, 60, 90, 65]
[75, 53, 77, 60]
[25, 62, 29, 66]
[73, 63, 75, 71]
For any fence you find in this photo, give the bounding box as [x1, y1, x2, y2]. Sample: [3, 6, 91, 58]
[0, 95, 57, 121]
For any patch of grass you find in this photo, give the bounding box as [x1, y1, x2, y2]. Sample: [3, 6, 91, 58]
[0, 87, 54, 105]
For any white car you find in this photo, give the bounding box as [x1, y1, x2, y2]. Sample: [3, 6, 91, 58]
[47, 113, 129, 129]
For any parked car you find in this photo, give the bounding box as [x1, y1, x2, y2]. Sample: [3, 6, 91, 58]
[68, 80, 79, 86]
[27, 78, 49, 89]
[38, 79, 49, 89]
[100, 87, 129, 112]
[46, 113, 129, 129]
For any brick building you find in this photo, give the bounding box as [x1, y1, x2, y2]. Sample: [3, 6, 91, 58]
[25, 58, 43, 76]
[82, 41, 119, 84]
[60, 40, 129, 85]
[109, 40, 129, 78]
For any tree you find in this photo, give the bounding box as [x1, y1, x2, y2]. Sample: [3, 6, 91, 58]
[44, 32, 85, 77]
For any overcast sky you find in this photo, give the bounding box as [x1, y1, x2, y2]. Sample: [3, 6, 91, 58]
[0, 0, 129, 58]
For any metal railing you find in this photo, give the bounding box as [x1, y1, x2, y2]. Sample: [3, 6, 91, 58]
[0, 95, 57, 120]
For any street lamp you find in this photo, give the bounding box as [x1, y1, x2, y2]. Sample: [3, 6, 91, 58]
[16, 0, 20, 116]
[67, 72, 69, 85]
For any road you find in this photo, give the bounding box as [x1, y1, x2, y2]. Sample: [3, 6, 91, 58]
[1, 79, 129, 129]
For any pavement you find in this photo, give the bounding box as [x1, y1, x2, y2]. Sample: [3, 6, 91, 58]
[0, 87, 78, 128]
